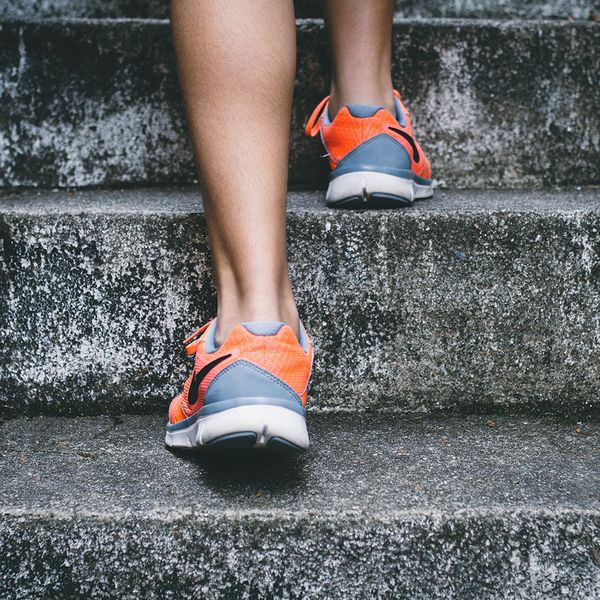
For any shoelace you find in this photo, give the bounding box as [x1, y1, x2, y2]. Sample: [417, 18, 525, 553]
[305, 95, 330, 138]
[182, 320, 213, 357]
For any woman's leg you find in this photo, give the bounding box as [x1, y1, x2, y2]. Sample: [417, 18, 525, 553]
[171, 0, 298, 343]
[322, 0, 396, 117]
[305, 0, 432, 207]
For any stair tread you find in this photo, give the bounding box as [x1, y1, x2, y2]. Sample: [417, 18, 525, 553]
[2, 186, 600, 215]
[2, 0, 597, 20]
[1, 414, 598, 517]
[4, 15, 600, 23]
[3, 414, 599, 596]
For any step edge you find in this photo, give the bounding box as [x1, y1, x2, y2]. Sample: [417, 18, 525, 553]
[2, 505, 599, 522]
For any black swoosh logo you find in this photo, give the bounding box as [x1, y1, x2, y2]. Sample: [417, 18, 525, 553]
[187, 354, 232, 406]
[388, 127, 420, 163]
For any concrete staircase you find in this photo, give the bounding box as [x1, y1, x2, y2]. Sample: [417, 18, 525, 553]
[1, 3, 599, 599]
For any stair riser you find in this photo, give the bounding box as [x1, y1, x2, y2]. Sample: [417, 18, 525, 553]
[1, 20, 599, 189]
[395, 0, 598, 18]
[2, 0, 597, 19]
[1, 513, 598, 599]
[2, 191, 600, 416]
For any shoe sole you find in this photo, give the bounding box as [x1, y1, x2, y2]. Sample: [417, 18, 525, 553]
[165, 404, 309, 452]
[326, 171, 433, 209]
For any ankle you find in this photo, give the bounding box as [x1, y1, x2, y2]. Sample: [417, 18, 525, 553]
[215, 289, 299, 345]
[329, 80, 395, 119]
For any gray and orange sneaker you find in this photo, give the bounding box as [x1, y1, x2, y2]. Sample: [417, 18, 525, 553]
[305, 90, 433, 208]
[166, 320, 313, 452]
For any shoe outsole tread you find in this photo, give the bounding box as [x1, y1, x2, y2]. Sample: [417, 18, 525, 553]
[327, 192, 414, 210]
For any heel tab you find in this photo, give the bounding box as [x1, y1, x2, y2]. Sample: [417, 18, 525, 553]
[241, 321, 286, 336]
[345, 104, 386, 118]
[393, 93, 408, 127]
[242, 321, 311, 353]
[297, 321, 311, 353]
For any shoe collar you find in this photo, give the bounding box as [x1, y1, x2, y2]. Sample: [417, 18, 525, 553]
[323, 95, 407, 127]
[204, 319, 310, 354]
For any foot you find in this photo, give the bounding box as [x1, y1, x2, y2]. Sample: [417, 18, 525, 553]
[165, 319, 313, 452]
[305, 90, 433, 208]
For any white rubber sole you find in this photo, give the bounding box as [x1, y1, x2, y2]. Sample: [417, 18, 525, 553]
[414, 180, 434, 200]
[165, 405, 309, 451]
[326, 171, 433, 206]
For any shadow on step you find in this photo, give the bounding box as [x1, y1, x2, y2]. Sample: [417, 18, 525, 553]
[166, 447, 309, 495]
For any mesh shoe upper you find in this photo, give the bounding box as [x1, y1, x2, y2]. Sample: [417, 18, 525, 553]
[305, 90, 431, 183]
[169, 320, 313, 425]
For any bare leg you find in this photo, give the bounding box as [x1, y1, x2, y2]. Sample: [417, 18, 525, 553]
[322, 0, 396, 117]
[171, 0, 298, 343]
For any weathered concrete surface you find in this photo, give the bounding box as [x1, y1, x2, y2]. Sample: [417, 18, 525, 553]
[384, 1, 598, 20]
[1, 188, 600, 416]
[0, 414, 599, 599]
[1, 19, 599, 189]
[395, 0, 600, 19]
[1, 0, 168, 19]
[3, 0, 598, 19]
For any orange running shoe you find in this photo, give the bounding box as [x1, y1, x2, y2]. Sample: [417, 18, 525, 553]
[165, 320, 313, 452]
[305, 90, 433, 208]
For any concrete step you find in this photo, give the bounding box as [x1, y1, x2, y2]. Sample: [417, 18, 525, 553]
[0, 413, 598, 599]
[2, 188, 600, 417]
[320, 1, 600, 20]
[391, 0, 599, 19]
[3, 0, 598, 20]
[1, 19, 599, 189]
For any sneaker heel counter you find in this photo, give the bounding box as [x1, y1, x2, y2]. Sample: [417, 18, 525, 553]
[204, 360, 302, 408]
[332, 134, 412, 179]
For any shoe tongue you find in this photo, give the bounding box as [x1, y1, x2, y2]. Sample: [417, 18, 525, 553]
[345, 104, 385, 118]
